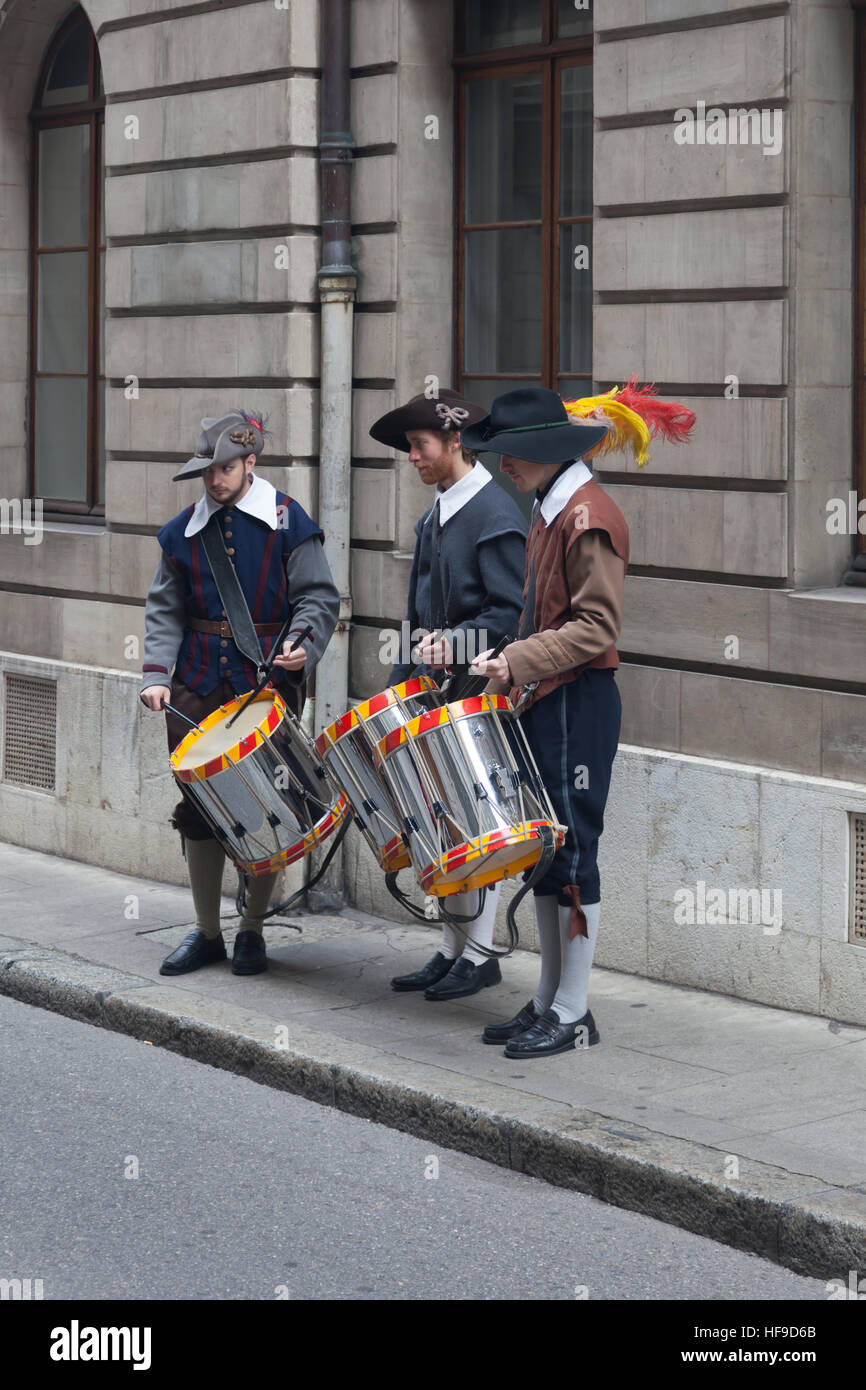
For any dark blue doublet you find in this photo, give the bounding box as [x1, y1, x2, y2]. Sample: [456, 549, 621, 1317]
[520, 668, 622, 906]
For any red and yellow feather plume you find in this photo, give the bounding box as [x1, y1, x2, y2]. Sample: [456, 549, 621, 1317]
[563, 376, 696, 468]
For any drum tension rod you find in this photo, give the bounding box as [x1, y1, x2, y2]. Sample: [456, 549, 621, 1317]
[432, 800, 448, 819]
[267, 812, 282, 828]
[232, 821, 246, 837]
[473, 782, 489, 800]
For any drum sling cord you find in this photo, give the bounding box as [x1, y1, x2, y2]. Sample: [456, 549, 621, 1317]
[383, 825, 556, 961]
[234, 809, 353, 923]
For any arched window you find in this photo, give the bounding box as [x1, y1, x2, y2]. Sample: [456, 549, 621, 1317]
[29, 7, 104, 517]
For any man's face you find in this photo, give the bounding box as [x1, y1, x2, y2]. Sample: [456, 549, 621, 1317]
[406, 430, 457, 486]
[202, 455, 255, 504]
[499, 453, 559, 493]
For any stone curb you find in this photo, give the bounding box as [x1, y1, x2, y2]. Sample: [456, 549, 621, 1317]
[2, 936, 864, 1281]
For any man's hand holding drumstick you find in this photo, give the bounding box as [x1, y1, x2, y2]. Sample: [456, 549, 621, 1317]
[470, 647, 513, 695]
[412, 629, 453, 670]
[271, 637, 309, 672]
[140, 685, 171, 711]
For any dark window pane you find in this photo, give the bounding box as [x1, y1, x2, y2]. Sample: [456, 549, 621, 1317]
[461, 377, 543, 412]
[465, 74, 543, 223]
[465, 228, 542, 373]
[559, 223, 592, 374]
[35, 377, 88, 501]
[463, 0, 542, 51]
[41, 19, 90, 106]
[38, 124, 90, 247]
[558, 0, 594, 38]
[559, 64, 592, 217]
[37, 251, 89, 371]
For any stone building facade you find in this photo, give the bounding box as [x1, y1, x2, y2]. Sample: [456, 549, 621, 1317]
[1, 0, 866, 1023]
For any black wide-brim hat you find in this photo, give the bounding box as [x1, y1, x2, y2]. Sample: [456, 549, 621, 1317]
[369, 388, 487, 453]
[460, 387, 610, 465]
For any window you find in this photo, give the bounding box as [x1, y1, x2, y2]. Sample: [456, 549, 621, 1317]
[29, 7, 105, 518]
[454, 1, 593, 416]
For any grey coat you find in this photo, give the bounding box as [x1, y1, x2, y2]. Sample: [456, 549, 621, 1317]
[390, 480, 528, 687]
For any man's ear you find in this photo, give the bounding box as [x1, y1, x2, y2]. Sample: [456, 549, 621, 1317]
[245, 454, 257, 469]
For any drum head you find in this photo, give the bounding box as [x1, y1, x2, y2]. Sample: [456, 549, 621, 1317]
[172, 692, 283, 776]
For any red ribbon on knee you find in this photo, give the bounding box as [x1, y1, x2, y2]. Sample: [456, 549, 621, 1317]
[565, 884, 588, 940]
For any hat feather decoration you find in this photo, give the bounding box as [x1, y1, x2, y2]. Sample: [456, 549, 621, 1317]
[563, 375, 696, 468]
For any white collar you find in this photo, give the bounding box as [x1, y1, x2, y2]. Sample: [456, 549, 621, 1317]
[184, 472, 279, 537]
[537, 460, 593, 527]
[425, 461, 492, 527]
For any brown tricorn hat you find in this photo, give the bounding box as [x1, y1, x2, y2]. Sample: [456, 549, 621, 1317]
[368, 388, 487, 453]
[173, 410, 266, 481]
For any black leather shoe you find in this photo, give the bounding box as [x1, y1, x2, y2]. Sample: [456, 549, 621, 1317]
[231, 930, 267, 975]
[481, 998, 539, 1044]
[391, 951, 454, 992]
[503, 1008, 599, 1059]
[424, 955, 501, 1001]
[159, 929, 226, 976]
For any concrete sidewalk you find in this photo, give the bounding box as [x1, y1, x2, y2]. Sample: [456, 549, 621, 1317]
[2, 840, 865, 1280]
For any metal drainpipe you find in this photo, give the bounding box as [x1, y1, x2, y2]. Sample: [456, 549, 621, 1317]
[315, 0, 355, 733]
[309, 0, 355, 906]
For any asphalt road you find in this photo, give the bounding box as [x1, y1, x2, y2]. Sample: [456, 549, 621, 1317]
[0, 994, 828, 1301]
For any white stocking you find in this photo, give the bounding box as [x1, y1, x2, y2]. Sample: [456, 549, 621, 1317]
[551, 901, 600, 1024]
[456, 885, 498, 966]
[532, 895, 562, 1013]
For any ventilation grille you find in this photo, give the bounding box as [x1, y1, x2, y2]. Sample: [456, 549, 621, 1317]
[3, 674, 57, 793]
[850, 814, 866, 944]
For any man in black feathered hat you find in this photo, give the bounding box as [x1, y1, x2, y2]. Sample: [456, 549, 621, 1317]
[465, 387, 629, 1059]
[369, 387, 528, 1001]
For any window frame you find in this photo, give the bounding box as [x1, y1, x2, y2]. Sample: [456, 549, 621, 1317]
[28, 7, 105, 521]
[453, 3, 593, 401]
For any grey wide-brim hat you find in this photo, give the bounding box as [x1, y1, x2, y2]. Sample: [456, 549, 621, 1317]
[460, 387, 610, 465]
[173, 410, 266, 481]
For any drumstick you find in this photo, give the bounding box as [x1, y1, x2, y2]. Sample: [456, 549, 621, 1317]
[161, 701, 201, 730]
[225, 621, 314, 728]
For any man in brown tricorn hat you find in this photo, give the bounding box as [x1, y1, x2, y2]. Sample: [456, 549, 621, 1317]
[369, 388, 528, 1001]
[140, 409, 339, 978]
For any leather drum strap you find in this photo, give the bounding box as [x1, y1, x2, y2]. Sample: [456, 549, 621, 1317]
[199, 514, 267, 676]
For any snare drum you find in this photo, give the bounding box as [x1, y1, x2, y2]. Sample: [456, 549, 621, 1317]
[170, 688, 349, 877]
[315, 677, 442, 871]
[373, 693, 566, 897]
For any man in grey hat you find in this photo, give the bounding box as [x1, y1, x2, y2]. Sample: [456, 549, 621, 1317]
[140, 409, 339, 978]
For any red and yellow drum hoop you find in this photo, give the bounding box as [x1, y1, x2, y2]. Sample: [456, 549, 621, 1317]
[170, 689, 286, 783]
[373, 693, 512, 766]
[420, 822, 566, 897]
[314, 675, 439, 758]
[241, 794, 351, 878]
